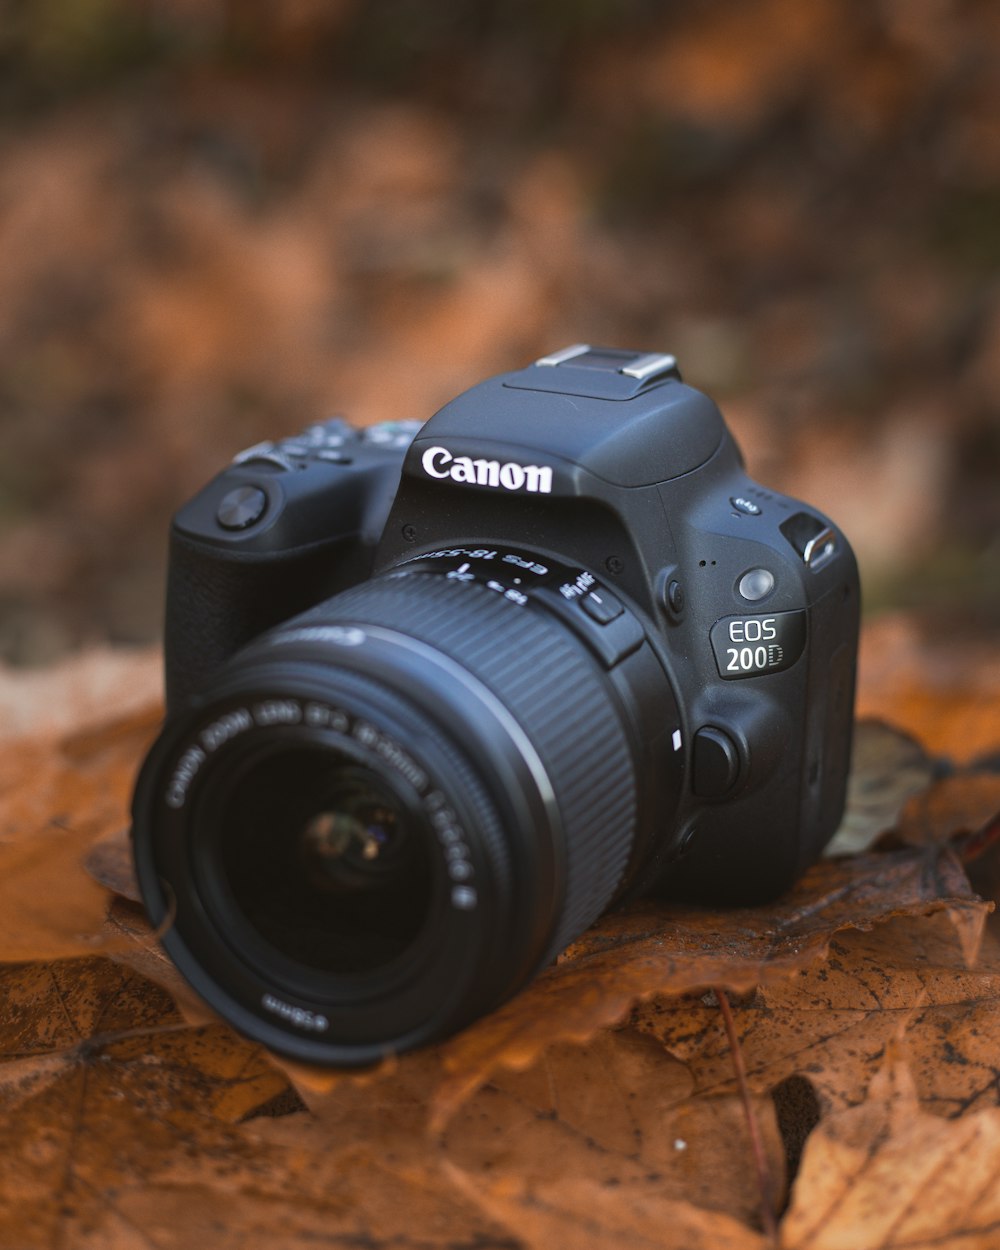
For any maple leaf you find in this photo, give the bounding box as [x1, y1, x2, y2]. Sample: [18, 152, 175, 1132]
[444, 1166, 768, 1250]
[246, 1026, 785, 1247]
[781, 1045, 1000, 1249]
[632, 910, 1000, 1121]
[0, 958, 291, 1249]
[425, 845, 988, 1130]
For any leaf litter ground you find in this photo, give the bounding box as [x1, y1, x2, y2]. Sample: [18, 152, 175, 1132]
[0, 643, 999, 1248]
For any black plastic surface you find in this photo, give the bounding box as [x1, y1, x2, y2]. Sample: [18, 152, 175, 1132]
[692, 726, 741, 798]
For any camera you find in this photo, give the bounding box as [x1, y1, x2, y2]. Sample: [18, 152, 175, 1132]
[131, 345, 860, 1065]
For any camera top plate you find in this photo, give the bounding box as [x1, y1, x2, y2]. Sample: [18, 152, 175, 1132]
[407, 346, 726, 488]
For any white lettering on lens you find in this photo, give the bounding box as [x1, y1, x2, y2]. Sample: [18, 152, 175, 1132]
[426, 791, 477, 902]
[275, 625, 366, 648]
[253, 699, 302, 727]
[261, 994, 329, 1032]
[420, 445, 553, 494]
[200, 708, 253, 752]
[166, 744, 207, 808]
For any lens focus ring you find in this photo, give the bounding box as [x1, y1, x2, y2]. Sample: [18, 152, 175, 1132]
[295, 571, 638, 969]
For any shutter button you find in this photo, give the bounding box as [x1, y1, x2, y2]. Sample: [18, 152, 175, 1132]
[217, 485, 268, 530]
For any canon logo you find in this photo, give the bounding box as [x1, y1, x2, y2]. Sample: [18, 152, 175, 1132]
[421, 446, 553, 494]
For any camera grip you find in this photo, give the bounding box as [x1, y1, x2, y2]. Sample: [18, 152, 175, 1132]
[164, 527, 367, 710]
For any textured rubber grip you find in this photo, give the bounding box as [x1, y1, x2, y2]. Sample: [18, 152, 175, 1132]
[298, 571, 638, 964]
[164, 528, 366, 710]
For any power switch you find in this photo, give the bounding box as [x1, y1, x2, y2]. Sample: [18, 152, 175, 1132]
[692, 726, 741, 798]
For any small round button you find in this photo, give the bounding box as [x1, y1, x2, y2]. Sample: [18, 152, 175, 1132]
[738, 567, 775, 601]
[731, 496, 762, 516]
[217, 485, 268, 531]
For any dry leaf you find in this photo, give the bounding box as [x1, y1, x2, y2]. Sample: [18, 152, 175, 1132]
[1, 644, 998, 1248]
[632, 911, 1000, 1121]
[0, 958, 295, 1249]
[438, 1028, 786, 1229]
[445, 1167, 768, 1250]
[857, 616, 1000, 765]
[428, 846, 988, 1129]
[826, 720, 939, 856]
[0, 649, 160, 743]
[0, 957, 518, 1250]
[248, 1025, 783, 1248]
[0, 707, 159, 960]
[782, 1046, 1000, 1249]
[896, 773, 1000, 848]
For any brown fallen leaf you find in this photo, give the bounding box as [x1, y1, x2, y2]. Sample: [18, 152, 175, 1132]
[632, 910, 1000, 1121]
[246, 1024, 784, 1247]
[857, 615, 1000, 765]
[102, 894, 222, 1029]
[781, 1044, 1000, 1249]
[0, 957, 520, 1250]
[0, 706, 159, 960]
[896, 773, 1000, 849]
[440, 1028, 786, 1229]
[83, 825, 142, 903]
[428, 846, 988, 1130]
[9, 956, 777, 1249]
[0, 957, 295, 1249]
[0, 648, 160, 744]
[445, 1166, 768, 1250]
[895, 773, 1000, 937]
[9, 940, 1000, 1250]
[826, 720, 939, 856]
[2, 647, 997, 1249]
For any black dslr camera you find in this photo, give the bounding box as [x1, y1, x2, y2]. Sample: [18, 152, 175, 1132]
[132, 346, 859, 1064]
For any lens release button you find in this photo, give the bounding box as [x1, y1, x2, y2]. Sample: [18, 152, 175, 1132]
[217, 485, 268, 531]
[692, 727, 741, 798]
[579, 590, 624, 625]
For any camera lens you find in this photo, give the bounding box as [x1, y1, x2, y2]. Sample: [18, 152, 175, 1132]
[208, 749, 432, 977]
[132, 561, 679, 1064]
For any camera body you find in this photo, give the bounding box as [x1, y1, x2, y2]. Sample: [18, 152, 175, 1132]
[135, 346, 859, 1063]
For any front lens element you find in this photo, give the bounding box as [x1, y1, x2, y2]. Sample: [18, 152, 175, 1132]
[214, 748, 433, 977]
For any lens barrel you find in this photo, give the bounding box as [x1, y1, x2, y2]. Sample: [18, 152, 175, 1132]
[132, 566, 670, 1063]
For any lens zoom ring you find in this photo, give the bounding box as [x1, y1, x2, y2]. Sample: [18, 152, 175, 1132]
[315, 575, 637, 966]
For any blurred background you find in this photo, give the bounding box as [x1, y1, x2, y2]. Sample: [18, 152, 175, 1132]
[1, 0, 998, 667]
